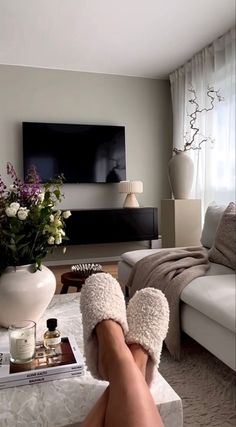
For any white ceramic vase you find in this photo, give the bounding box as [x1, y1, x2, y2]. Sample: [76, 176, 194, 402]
[0, 264, 56, 328]
[168, 151, 194, 199]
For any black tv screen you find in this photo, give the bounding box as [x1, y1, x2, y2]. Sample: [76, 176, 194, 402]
[22, 122, 126, 183]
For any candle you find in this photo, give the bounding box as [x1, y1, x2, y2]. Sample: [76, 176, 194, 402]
[8, 321, 36, 364]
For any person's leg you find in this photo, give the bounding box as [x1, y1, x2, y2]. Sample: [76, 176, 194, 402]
[128, 343, 148, 377]
[97, 320, 164, 427]
[80, 275, 168, 427]
[81, 387, 109, 427]
[81, 343, 150, 427]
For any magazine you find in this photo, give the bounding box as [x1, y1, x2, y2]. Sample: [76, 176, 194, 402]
[0, 335, 84, 389]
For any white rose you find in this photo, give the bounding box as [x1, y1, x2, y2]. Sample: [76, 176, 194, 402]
[55, 234, 62, 245]
[10, 202, 20, 211]
[63, 210, 71, 219]
[48, 236, 55, 245]
[54, 218, 62, 227]
[17, 209, 29, 221]
[49, 214, 54, 223]
[5, 207, 17, 217]
[38, 192, 45, 202]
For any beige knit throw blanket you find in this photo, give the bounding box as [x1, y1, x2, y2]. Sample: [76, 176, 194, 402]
[127, 246, 210, 359]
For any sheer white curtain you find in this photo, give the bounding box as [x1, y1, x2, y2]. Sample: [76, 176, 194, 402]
[170, 28, 235, 213]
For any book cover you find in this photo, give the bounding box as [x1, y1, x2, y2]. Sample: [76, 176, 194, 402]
[0, 368, 84, 390]
[0, 335, 84, 388]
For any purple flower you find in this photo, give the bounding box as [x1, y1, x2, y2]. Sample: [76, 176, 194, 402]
[20, 183, 41, 200]
[25, 165, 41, 184]
[7, 162, 22, 187]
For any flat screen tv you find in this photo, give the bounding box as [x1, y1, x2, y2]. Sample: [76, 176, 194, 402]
[22, 122, 126, 183]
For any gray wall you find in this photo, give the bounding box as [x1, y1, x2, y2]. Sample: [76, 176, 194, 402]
[0, 65, 172, 263]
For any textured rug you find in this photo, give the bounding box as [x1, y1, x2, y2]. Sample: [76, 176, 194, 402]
[159, 334, 236, 427]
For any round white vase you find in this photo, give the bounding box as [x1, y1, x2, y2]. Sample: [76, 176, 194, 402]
[168, 151, 194, 199]
[0, 264, 56, 328]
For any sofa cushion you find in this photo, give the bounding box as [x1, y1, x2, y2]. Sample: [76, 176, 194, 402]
[181, 275, 236, 333]
[120, 249, 233, 275]
[200, 202, 225, 249]
[205, 262, 233, 275]
[120, 247, 200, 266]
[209, 202, 236, 270]
[120, 249, 162, 265]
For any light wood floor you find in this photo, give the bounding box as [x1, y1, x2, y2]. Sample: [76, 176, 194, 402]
[49, 262, 118, 294]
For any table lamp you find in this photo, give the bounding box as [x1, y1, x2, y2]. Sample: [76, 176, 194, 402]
[118, 180, 143, 208]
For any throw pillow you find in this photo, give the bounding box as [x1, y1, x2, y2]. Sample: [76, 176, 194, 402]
[209, 202, 236, 270]
[200, 202, 225, 248]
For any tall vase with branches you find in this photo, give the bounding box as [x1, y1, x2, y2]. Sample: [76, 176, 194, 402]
[169, 86, 223, 199]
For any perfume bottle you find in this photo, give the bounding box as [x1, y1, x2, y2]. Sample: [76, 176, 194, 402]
[43, 318, 61, 350]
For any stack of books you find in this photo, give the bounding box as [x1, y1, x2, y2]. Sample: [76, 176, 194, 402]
[0, 335, 84, 389]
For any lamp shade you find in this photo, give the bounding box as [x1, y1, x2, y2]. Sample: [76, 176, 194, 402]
[118, 180, 143, 208]
[118, 180, 143, 194]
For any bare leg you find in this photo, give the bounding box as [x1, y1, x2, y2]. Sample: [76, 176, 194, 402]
[81, 387, 109, 427]
[98, 320, 164, 427]
[81, 323, 163, 427]
[81, 344, 149, 427]
[128, 343, 148, 377]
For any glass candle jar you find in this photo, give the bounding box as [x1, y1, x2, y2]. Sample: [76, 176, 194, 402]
[8, 320, 36, 364]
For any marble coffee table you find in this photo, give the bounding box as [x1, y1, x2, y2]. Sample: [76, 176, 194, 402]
[0, 293, 183, 427]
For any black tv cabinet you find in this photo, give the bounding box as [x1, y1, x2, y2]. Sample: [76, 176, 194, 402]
[65, 208, 158, 245]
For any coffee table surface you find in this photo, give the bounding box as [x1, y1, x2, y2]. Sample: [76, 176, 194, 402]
[0, 293, 183, 427]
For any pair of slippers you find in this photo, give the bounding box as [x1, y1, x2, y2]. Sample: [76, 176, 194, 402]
[80, 272, 169, 384]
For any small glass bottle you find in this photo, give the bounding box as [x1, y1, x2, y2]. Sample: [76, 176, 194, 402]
[43, 318, 61, 350]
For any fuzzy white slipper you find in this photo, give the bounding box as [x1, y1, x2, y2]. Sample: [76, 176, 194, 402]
[126, 288, 169, 385]
[80, 272, 128, 380]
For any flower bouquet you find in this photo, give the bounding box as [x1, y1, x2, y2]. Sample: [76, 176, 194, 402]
[0, 163, 71, 275]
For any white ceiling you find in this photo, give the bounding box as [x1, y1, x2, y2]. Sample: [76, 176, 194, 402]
[0, 0, 235, 79]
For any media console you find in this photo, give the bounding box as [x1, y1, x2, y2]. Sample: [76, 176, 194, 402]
[66, 208, 158, 245]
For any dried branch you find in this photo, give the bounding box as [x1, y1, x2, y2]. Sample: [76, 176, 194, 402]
[173, 86, 223, 154]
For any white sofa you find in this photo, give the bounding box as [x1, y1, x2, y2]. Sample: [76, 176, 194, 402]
[118, 204, 236, 371]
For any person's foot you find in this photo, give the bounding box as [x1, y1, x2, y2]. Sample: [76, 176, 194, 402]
[96, 319, 131, 380]
[128, 343, 148, 377]
[80, 273, 128, 380]
[126, 288, 169, 385]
